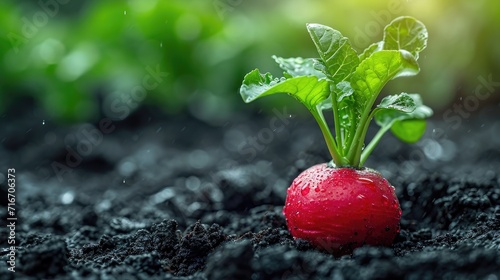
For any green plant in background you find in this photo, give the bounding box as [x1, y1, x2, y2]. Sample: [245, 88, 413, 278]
[0, 0, 498, 123]
[240, 16, 432, 167]
[1, 0, 229, 122]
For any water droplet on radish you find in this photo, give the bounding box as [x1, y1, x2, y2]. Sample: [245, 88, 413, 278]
[357, 194, 365, 199]
[358, 177, 377, 191]
[357, 177, 373, 184]
[382, 195, 389, 205]
[301, 186, 310, 196]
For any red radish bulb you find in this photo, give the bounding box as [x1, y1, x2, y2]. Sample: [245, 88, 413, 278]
[283, 163, 402, 254]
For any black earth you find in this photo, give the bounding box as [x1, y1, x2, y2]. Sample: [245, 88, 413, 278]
[1, 101, 499, 279]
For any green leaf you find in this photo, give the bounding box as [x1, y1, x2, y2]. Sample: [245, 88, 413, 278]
[336, 81, 355, 102]
[239, 18, 431, 168]
[374, 93, 433, 143]
[360, 93, 432, 164]
[306, 23, 361, 154]
[383, 16, 428, 59]
[378, 92, 416, 111]
[348, 50, 419, 155]
[358, 17, 427, 62]
[351, 50, 420, 118]
[272, 56, 326, 79]
[317, 81, 354, 110]
[337, 95, 357, 151]
[391, 119, 427, 143]
[401, 94, 433, 119]
[359, 42, 383, 62]
[374, 93, 416, 126]
[240, 69, 329, 111]
[306, 23, 359, 83]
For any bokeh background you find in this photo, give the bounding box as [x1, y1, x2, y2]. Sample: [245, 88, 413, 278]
[1, 0, 499, 125]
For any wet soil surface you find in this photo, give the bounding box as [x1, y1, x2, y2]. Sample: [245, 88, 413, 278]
[1, 103, 500, 279]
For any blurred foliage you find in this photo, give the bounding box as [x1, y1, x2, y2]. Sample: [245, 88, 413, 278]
[0, 0, 498, 124]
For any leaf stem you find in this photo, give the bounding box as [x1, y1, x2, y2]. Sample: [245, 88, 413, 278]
[359, 124, 391, 166]
[330, 85, 343, 155]
[350, 109, 377, 166]
[346, 107, 370, 165]
[344, 109, 357, 154]
[310, 108, 347, 166]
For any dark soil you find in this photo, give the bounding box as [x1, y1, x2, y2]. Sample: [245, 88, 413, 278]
[1, 103, 500, 279]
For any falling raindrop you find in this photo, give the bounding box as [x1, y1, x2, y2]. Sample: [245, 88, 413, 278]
[123, 179, 126, 184]
[160, 42, 163, 48]
[124, 10, 127, 15]
[42, 120, 45, 125]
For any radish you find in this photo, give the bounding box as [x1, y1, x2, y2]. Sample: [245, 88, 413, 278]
[284, 164, 401, 254]
[239, 17, 432, 253]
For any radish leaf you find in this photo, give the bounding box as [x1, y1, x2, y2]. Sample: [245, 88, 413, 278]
[272, 56, 326, 79]
[391, 119, 427, 143]
[307, 23, 359, 83]
[360, 93, 432, 164]
[383, 16, 428, 59]
[359, 16, 428, 62]
[374, 93, 417, 126]
[348, 50, 420, 161]
[351, 50, 419, 116]
[374, 93, 433, 143]
[359, 42, 383, 62]
[239, 16, 432, 168]
[240, 69, 329, 111]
